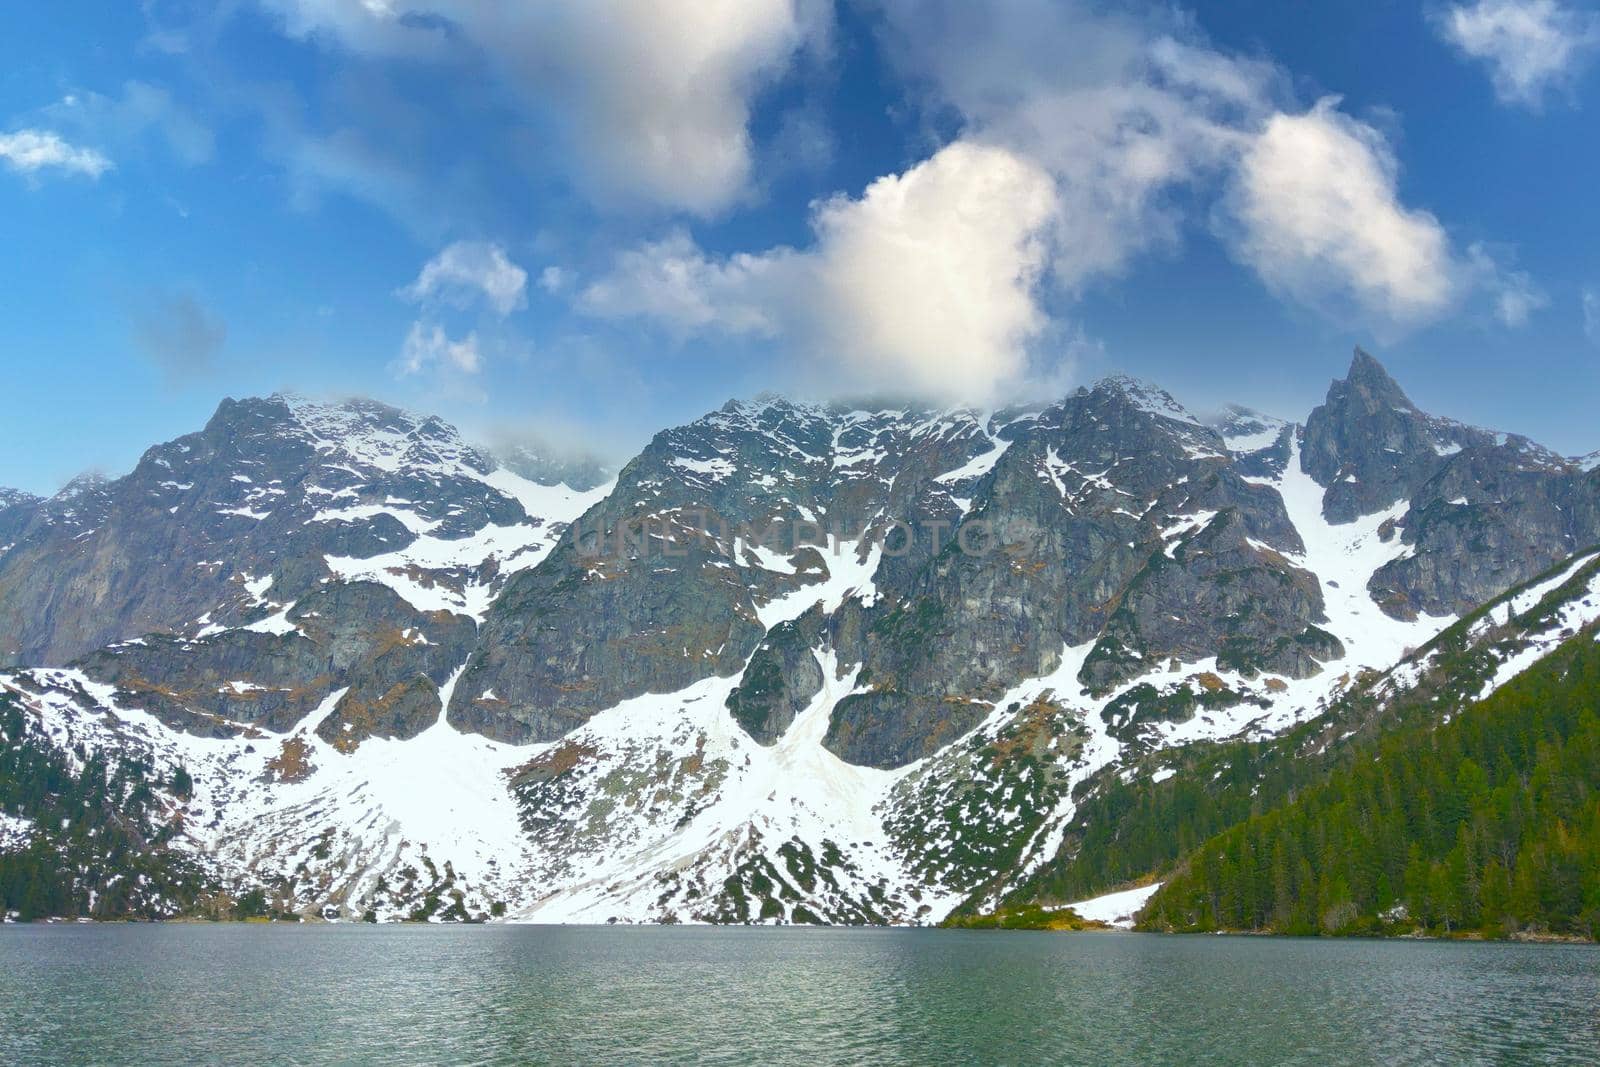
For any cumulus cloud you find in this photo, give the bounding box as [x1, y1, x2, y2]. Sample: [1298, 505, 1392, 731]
[397, 321, 481, 376]
[868, 1, 1280, 293]
[871, 1, 1537, 339]
[800, 141, 1058, 399]
[537, 267, 570, 295]
[401, 241, 528, 317]
[395, 242, 525, 382]
[0, 129, 111, 178]
[1221, 103, 1554, 333]
[1222, 99, 1458, 329]
[1432, 0, 1600, 107]
[131, 292, 227, 381]
[260, 0, 827, 214]
[580, 140, 1059, 403]
[569, 1, 1548, 400]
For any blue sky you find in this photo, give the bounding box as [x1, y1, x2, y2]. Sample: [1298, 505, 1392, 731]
[1, 0, 1597, 494]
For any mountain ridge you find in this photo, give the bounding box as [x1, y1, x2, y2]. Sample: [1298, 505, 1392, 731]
[3, 348, 1599, 926]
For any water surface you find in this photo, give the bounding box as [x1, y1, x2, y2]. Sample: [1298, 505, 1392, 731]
[2, 925, 1597, 1064]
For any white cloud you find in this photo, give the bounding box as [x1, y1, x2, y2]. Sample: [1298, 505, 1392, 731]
[0, 129, 112, 178]
[260, 0, 827, 215]
[401, 241, 528, 317]
[1467, 244, 1549, 326]
[580, 140, 1059, 403]
[579, 230, 789, 338]
[1223, 99, 1458, 329]
[397, 321, 481, 376]
[574, 2, 1546, 398]
[1489, 274, 1549, 326]
[1222, 103, 1549, 333]
[538, 267, 569, 295]
[800, 141, 1058, 400]
[869, 0, 1517, 337]
[871, 1, 1254, 293]
[1433, 0, 1600, 107]
[1583, 286, 1600, 344]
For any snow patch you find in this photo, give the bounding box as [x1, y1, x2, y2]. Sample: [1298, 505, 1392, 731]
[1066, 882, 1162, 928]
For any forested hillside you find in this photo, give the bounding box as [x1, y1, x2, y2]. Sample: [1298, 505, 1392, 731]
[0, 694, 216, 921]
[1140, 631, 1600, 939]
[985, 551, 1600, 914]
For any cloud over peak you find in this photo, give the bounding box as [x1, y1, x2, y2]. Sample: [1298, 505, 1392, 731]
[397, 320, 481, 376]
[580, 140, 1059, 405]
[573, 0, 1544, 403]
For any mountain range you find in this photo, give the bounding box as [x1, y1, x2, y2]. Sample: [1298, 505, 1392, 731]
[2, 349, 1598, 929]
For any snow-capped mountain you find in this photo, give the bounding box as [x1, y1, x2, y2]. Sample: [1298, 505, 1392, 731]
[2, 351, 1598, 924]
[0, 393, 606, 668]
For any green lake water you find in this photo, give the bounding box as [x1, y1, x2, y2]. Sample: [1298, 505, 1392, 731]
[2, 925, 1597, 1064]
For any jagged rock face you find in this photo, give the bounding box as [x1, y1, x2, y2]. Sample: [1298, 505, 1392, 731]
[1302, 349, 1600, 618]
[9, 353, 1600, 927]
[448, 539, 770, 744]
[317, 674, 443, 752]
[447, 397, 1000, 743]
[726, 606, 826, 745]
[822, 379, 1329, 767]
[1083, 511, 1339, 691]
[456, 377, 1342, 766]
[1302, 349, 1495, 522]
[4, 350, 1595, 783]
[74, 581, 475, 736]
[0, 395, 555, 668]
[1369, 451, 1600, 617]
[0, 488, 41, 552]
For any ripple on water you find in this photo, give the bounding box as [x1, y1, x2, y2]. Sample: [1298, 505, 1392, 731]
[2, 926, 1598, 1065]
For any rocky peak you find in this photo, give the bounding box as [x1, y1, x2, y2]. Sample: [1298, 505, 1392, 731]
[1341, 347, 1411, 410]
[1088, 374, 1205, 427]
[273, 392, 496, 477]
[1289, 351, 1600, 619]
[54, 470, 113, 498]
[1037, 376, 1228, 472]
[1209, 404, 1289, 446]
[0, 392, 585, 667]
[1302, 348, 1492, 522]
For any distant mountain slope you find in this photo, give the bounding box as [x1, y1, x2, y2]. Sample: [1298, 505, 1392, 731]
[0, 394, 603, 668]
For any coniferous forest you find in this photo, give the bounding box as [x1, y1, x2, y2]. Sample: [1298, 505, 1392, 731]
[0, 695, 212, 921]
[1141, 634, 1600, 939]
